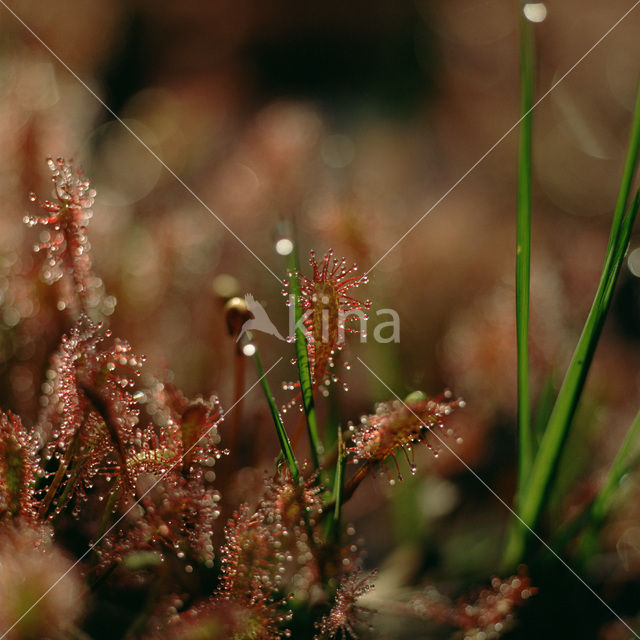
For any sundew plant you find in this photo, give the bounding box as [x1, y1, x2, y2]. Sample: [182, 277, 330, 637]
[2, 2, 640, 640]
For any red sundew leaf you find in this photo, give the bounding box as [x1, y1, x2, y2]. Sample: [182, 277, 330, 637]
[314, 568, 376, 640]
[179, 401, 223, 472]
[37, 316, 146, 516]
[98, 473, 222, 569]
[213, 501, 294, 639]
[347, 392, 464, 480]
[0, 411, 39, 524]
[153, 595, 292, 640]
[284, 250, 370, 396]
[154, 384, 226, 474]
[25, 157, 100, 317]
[217, 504, 285, 600]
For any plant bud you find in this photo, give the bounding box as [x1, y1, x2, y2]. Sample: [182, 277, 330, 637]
[224, 297, 252, 339]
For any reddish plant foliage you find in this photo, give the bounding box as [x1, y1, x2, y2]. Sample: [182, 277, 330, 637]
[0, 524, 84, 640]
[37, 317, 148, 515]
[157, 595, 292, 640]
[0, 157, 538, 640]
[0, 411, 39, 524]
[285, 250, 370, 391]
[157, 384, 225, 475]
[315, 569, 376, 640]
[100, 481, 218, 568]
[410, 569, 537, 639]
[347, 391, 464, 480]
[25, 157, 101, 318]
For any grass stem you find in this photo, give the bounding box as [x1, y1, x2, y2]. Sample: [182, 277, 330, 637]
[324, 426, 345, 542]
[254, 349, 299, 482]
[516, 3, 536, 500]
[504, 190, 640, 569]
[504, 76, 640, 569]
[575, 407, 640, 560]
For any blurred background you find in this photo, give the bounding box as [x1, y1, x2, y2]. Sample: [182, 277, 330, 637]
[2, 1, 640, 637]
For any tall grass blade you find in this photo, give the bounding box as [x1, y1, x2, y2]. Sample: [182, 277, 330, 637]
[592, 407, 640, 523]
[532, 375, 555, 447]
[552, 406, 640, 556]
[516, 3, 536, 499]
[576, 406, 640, 560]
[607, 83, 640, 255]
[503, 78, 640, 568]
[503, 189, 640, 569]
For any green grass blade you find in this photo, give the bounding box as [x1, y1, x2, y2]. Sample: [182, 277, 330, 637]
[254, 349, 299, 482]
[503, 190, 640, 569]
[503, 77, 640, 569]
[516, 3, 535, 498]
[324, 426, 345, 542]
[593, 407, 640, 520]
[554, 406, 640, 556]
[287, 249, 322, 469]
[576, 407, 640, 559]
[532, 375, 555, 447]
[606, 82, 640, 255]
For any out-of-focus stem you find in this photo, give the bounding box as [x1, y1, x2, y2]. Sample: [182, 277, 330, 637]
[229, 345, 246, 452]
[342, 463, 371, 503]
